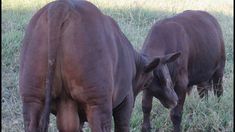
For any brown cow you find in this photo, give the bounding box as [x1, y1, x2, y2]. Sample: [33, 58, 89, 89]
[141, 10, 225, 132]
[19, 0, 179, 132]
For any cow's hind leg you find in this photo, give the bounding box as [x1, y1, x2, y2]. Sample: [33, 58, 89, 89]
[56, 99, 80, 132]
[197, 80, 212, 99]
[212, 69, 224, 98]
[113, 92, 133, 132]
[22, 98, 43, 132]
[86, 102, 112, 132]
[141, 90, 153, 132]
[79, 122, 84, 132]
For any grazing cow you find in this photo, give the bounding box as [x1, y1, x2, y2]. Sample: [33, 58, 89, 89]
[141, 10, 225, 132]
[19, 0, 179, 132]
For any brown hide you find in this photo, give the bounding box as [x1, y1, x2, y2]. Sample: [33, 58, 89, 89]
[19, 0, 163, 132]
[141, 10, 225, 132]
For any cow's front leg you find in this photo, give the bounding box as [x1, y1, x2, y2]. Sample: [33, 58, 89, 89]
[170, 74, 188, 132]
[113, 92, 133, 132]
[141, 90, 153, 132]
[170, 92, 186, 132]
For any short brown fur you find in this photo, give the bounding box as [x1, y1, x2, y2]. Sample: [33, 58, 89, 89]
[141, 10, 225, 132]
[19, 0, 178, 132]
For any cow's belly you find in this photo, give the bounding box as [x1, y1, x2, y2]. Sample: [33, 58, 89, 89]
[188, 71, 214, 86]
[187, 42, 220, 86]
[188, 63, 217, 86]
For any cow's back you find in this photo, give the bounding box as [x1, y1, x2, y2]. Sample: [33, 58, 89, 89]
[60, 1, 135, 107]
[173, 10, 225, 85]
[59, 1, 114, 88]
[142, 10, 225, 86]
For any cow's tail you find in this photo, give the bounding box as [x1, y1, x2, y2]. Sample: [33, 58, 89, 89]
[39, 1, 70, 132]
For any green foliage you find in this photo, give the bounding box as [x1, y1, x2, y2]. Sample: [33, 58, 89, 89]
[2, 0, 233, 131]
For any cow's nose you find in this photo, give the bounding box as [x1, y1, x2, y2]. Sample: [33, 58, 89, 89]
[172, 95, 178, 107]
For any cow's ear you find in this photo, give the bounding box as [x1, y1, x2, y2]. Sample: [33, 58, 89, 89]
[144, 58, 160, 73]
[162, 52, 181, 64]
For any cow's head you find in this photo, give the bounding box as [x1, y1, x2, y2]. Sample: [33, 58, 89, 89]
[145, 52, 180, 109]
[134, 56, 160, 96]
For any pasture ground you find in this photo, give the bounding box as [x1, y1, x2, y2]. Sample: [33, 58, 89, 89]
[2, 0, 233, 131]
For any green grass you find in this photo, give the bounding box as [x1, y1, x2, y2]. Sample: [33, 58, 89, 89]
[2, 0, 233, 131]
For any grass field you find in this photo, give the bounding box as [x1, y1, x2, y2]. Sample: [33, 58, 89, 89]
[2, 0, 233, 131]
